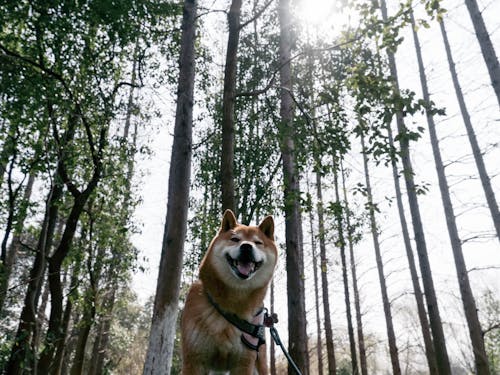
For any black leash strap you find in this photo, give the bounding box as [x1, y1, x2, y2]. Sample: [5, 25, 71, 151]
[206, 292, 302, 374]
[265, 311, 303, 375]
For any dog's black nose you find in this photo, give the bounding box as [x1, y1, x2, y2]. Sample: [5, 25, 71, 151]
[239, 243, 254, 261]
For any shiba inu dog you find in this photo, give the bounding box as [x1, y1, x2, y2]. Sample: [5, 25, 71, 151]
[181, 209, 278, 375]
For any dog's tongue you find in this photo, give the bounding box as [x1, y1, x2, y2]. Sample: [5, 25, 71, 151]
[237, 261, 255, 276]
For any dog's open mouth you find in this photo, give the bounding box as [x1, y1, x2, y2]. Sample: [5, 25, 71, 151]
[226, 254, 263, 279]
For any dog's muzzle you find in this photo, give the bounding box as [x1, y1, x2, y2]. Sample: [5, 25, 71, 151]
[226, 243, 263, 279]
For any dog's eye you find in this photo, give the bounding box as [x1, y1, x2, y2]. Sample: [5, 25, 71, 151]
[255, 240, 263, 245]
[231, 237, 240, 242]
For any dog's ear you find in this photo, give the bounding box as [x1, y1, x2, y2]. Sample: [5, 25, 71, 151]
[258, 215, 274, 240]
[220, 209, 238, 232]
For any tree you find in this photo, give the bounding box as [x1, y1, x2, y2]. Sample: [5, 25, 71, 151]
[220, 0, 242, 213]
[142, 0, 198, 373]
[438, 16, 500, 241]
[377, 1, 453, 372]
[464, 0, 500, 108]
[341, 160, 368, 375]
[359, 126, 401, 375]
[278, 0, 309, 373]
[409, 10, 490, 374]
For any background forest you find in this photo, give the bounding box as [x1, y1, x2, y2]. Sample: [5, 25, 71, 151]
[0, 0, 499, 374]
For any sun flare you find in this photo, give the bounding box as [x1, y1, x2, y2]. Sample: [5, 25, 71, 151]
[295, 0, 339, 26]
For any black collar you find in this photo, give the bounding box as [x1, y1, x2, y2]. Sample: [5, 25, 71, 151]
[205, 291, 265, 350]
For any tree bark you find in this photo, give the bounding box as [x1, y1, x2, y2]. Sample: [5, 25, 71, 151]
[0, 171, 35, 313]
[332, 156, 358, 375]
[386, 123, 439, 375]
[360, 129, 401, 375]
[220, 0, 242, 213]
[51, 266, 79, 375]
[410, 12, 490, 374]
[38, 172, 102, 373]
[315, 170, 336, 375]
[464, 0, 500, 108]
[378, 1, 452, 372]
[5, 176, 64, 374]
[439, 17, 500, 241]
[270, 279, 276, 375]
[340, 160, 368, 375]
[142, 1, 197, 374]
[307, 181, 324, 375]
[278, 0, 309, 373]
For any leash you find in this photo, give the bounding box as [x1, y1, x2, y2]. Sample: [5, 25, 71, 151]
[205, 292, 303, 375]
[263, 309, 303, 375]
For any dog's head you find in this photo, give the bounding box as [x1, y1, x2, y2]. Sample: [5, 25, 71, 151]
[201, 210, 278, 290]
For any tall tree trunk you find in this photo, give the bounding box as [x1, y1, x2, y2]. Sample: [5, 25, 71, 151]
[142, 1, 197, 374]
[220, 0, 242, 213]
[360, 129, 401, 375]
[340, 160, 368, 375]
[410, 12, 490, 374]
[38, 172, 102, 373]
[88, 287, 116, 375]
[464, 0, 500, 108]
[278, 0, 309, 373]
[386, 123, 439, 375]
[439, 18, 500, 241]
[270, 279, 276, 375]
[6, 176, 64, 375]
[307, 180, 324, 375]
[315, 170, 336, 375]
[332, 156, 358, 375]
[0, 171, 35, 313]
[51, 265, 79, 375]
[378, 2, 452, 372]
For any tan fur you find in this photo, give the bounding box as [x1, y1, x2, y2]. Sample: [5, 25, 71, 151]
[181, 210, 278, 375]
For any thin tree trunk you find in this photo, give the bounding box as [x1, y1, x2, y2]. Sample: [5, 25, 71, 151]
[88, 287, 116, 375]
[6, 177, 64, 374]
[220, 0, 242, 213]
[360, 129, 401, 375]
[439, 18, 500, 241]
[464, 0, 500, 108]
[340, 160, 368, 375]
[142, 1, 197, 373]
[378, 2, 452, 372]
[332, 156, 358, 375]
[386, 123, 439, 375]
[410, 12, 490, 374]
[278, 0, 309, 373]
[307, 180, 324, 375]
[0, 171, 35, 313]
[270, 279, 276, 375]
[38, 177, 102, 373]
[51, 266, 79, 375]
[315, 170, 336, 375]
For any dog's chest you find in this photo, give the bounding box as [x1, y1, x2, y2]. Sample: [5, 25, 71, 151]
[190, 310, 247, 367]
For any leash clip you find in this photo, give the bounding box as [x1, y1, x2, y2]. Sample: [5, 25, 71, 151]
[264, 309, 279, 327]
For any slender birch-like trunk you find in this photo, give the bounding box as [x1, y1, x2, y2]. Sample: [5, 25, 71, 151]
[410, 12, 490, 374]
[142, 1, 197, 373]
[464, 0, 500, 108]
[278, 0, 309, 372]
[439, 18, 500, 241]
[378, 1, 452, 372]
[220, 0, 242, 213]
[340, 160, 368, 375]
[360, 129, 401, 375]
[332, 156, 358, 375]
[316, 169, 337, 375]
[386, 122, 438, 375]
[307, 180, 324, 375]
